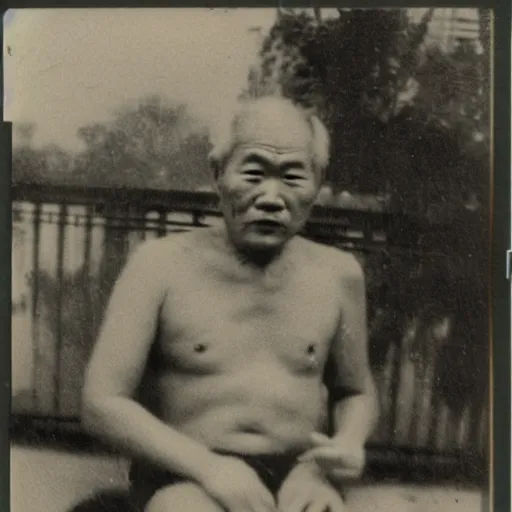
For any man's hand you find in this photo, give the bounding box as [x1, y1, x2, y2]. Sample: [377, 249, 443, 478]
[198, 454, 277, 512]
[298, 432, 366, 483]
[277, 461, 345, 512]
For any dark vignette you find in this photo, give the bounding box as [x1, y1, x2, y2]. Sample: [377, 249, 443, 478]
[490, 3, 511, 512]
[1, 2, 509, 512]
[1, 16, 12, 512]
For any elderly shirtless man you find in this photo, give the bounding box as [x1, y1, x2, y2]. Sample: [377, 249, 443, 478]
[82, 96, 379, 512]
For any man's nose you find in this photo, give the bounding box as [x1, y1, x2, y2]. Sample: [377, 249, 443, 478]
[254, 180, 285, 212]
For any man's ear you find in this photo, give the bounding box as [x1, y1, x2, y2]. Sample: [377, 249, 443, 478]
[207, 152, 221, 193]
[210, 174, 220, 195]
[208, 151, 220, 180]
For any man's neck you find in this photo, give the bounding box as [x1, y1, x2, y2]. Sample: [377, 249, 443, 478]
[212, 225, 292, 273]
[235, 244, 284, 270]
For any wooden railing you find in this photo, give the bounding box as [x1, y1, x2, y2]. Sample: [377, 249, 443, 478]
[11, 183, 488, 482]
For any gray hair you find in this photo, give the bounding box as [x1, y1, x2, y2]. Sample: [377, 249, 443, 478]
[208, 96, 330, 178]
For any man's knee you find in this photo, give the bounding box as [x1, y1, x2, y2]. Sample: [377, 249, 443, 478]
[144, 482, 223, 512]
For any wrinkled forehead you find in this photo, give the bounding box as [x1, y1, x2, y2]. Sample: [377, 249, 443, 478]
[234, 143, 310, 167]
[233, 102, 313, 155]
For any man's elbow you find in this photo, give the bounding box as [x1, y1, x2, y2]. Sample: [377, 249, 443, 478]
[81, 387, 99, 434]
[81, 384, 113, 436]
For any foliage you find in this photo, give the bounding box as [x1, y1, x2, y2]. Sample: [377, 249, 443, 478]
[245, 8, 490, 214]
[13, 123, 75, 185]
[72, 95, 212, 189]
[12, 96, 213, 190]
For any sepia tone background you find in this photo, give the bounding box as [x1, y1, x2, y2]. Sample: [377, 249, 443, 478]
[7, 7, 490, 511]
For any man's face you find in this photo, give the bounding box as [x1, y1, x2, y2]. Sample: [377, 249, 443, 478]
[216, 104, 321, 253]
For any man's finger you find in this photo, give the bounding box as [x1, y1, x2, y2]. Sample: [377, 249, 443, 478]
[257, 488, 278, 512]
[298, 447, 341, 463]
[284, 491, 313, 512]
[276, 481, 298, 510]
[277, 491, 308, 512]
[324, 498, 346, 512]
[278, 483, 312, 512]
[310, 432, 332, 446]
[327, 492, 347, 512]
[241, 486, 275, 512]
[304, 497, 330, 512]
[248, 497, 275, 512]
[300, 448, 363, 470]
[329, 466, 363, 480]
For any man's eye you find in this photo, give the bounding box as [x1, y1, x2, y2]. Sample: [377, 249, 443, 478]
[284, 173, 305, 181]
[242, 168, 264, 180]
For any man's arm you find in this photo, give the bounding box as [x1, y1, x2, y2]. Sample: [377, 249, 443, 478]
[277, 254, 378, 505]
[329, 254, 379, 445]
[81, 240, 217, 483]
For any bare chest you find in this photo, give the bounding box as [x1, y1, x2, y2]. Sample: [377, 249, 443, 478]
[156, 268, 341, 374]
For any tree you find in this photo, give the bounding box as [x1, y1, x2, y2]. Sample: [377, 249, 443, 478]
[13, 145, 48, 184]
[12, 124, 74, 185]
[12, 96, 214, 191]
[73, 95, 212, 190]
[41, 144, 74, 184]
[245, 8, 489, 214]
[13, 123, 43, 183]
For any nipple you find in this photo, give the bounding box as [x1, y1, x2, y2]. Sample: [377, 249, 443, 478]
[306, 344, 318, 367]
[194, 343, 208, 353]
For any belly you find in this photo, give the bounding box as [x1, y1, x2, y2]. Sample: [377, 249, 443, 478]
[140, 362, 328, 454]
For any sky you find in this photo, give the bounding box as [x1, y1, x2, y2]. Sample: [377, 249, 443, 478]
[3, 8, 278, 151]
[3, 8, 480, 152]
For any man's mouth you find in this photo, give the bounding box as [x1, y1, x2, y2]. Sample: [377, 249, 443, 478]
[250, 219, 285, 229]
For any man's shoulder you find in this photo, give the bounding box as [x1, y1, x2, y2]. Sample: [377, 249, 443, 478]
[295, 236, 363, 279]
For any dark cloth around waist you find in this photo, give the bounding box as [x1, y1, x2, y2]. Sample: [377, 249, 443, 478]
[129, 450, 299, 509]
